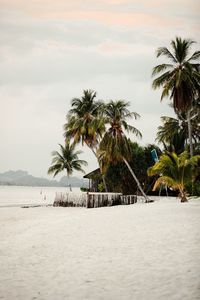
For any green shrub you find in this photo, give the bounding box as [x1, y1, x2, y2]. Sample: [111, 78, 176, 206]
[98, 182, 105, 192]
[80, 187, 89, 192]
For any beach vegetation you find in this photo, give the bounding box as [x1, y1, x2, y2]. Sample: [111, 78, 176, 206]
[48, 141, 87, 178]
[147, 151, 200, 202]
[49, 36, 200, 201]
[104, 142, 161, 195]
[64, 89, 105, 148]
[156, 105, 200, 154]
[99, 100, 149, 202]
[64, 89, 108, 191]
[152, 37, 200, 156]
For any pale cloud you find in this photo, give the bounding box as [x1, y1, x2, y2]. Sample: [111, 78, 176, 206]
[1, 0, 199, 29]
[1, 0, 199, 13]
[0, 0, 199, 177]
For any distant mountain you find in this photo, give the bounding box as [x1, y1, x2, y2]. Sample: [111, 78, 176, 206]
[0, 170, 88, 188]
[0, 170, 28, 182]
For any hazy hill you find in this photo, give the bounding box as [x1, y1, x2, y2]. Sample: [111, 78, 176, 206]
[0, 170, 88, 187]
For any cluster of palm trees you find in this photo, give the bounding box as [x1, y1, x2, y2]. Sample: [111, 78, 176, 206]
[48, 88, 149, 201]
[150, 37, 200, 201]
[152, 36, 200, 156]
[48, 36, 200, 202]
[64, 90, 149, 201]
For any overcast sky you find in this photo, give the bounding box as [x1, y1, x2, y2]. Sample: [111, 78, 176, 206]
[0, 0, 200, 179]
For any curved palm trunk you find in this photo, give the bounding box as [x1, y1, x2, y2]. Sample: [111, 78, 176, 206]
[101, 173, 108, 192]
[187, 109, 193, 157]
[179, 190, 188, 202]
[123, 157, 149, 203]
[89, 146, 108, 192]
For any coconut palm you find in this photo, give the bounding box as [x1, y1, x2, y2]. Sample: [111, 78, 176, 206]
[64, 89, 105, 149]
[147, 151, 200, 202]
[48, 142, 87, 180]
[156, 116, 186, 154]
[152, 37, 200, 156]
[99, 100, 149, 202]
[64, 89, 107, 190]
[156, 104, 200, 154]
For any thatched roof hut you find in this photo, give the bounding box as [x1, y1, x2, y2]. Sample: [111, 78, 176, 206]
[83, 168, 101, 191]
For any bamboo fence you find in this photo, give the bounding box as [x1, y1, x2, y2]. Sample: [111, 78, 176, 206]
[53, 192, 137, 208]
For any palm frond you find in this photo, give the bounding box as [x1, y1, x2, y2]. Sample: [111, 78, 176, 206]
[48, 164, 64, 177]
[48, 142, 87, 178]
[153, 37, 199, 117]
[187, 51, 200, 62]
[153, 176, 175, 191]
[152, 71, 173, 89]
[156, 47, 177, 63]
[122, 121, 142, 137]
[152, 64, 173, 77]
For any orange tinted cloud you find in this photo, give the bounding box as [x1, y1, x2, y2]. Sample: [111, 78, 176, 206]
[0, 0, 198, 30]
[36, 10, 178, 29]
[1, 0, 199, 13]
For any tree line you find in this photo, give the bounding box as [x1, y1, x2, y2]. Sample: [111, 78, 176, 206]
[48, 37, 200, 202]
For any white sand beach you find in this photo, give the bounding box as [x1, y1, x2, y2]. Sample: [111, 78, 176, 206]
[0, 197, 200, 300]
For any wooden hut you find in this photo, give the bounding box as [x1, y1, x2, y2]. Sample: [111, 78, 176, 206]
[83, 168, 102, 192]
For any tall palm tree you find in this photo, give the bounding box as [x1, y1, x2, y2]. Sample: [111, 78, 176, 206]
[99, 100, 149, 202]
[152, 37, 200, 156]
[48, 142, 87, 181]
[64, 89, 107, 190]
[147, 151, 200, 202]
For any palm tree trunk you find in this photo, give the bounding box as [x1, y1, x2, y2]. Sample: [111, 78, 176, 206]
[90, 147, 108, 192]
[66, 175, 72, 191]
[179, 190, 188, 202]
[123, 157, 149, 203]
[101, 174, 108, 192]
[187, 109, 193, 157]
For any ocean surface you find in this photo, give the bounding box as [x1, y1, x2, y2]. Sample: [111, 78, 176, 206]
[0, 186, 82, 207]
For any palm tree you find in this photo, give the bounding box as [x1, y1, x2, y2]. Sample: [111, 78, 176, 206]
[64, 89, 107, 190]
[156, 110, 200, 154]
[48, 142, 87, 182]
[147, 151, 200, 202]
[152, 37, 200, 156]
[99, 100, 149, 202]
[156, 115, 188, 154]
[64, 89, 105, 148]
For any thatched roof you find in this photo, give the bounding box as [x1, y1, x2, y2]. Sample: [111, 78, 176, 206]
[83, 168, 101, 179]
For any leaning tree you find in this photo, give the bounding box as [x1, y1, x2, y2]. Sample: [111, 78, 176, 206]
[99, 100, 150, 202]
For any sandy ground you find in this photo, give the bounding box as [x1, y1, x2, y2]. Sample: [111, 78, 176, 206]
[0, 197, 200, 300]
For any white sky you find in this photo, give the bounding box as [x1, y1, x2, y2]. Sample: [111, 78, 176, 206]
[0, 0, 200, 179]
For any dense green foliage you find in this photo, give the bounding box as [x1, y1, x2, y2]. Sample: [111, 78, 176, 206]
[156, 102, 200, 154]
[105, 143, 161, 195]
[148, 151, 200, 201]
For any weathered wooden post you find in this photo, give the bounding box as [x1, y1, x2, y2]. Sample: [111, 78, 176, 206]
[86, 192, 89, 208]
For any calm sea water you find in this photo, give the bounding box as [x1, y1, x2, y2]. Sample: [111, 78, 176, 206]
[0, 186, 82, 207]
